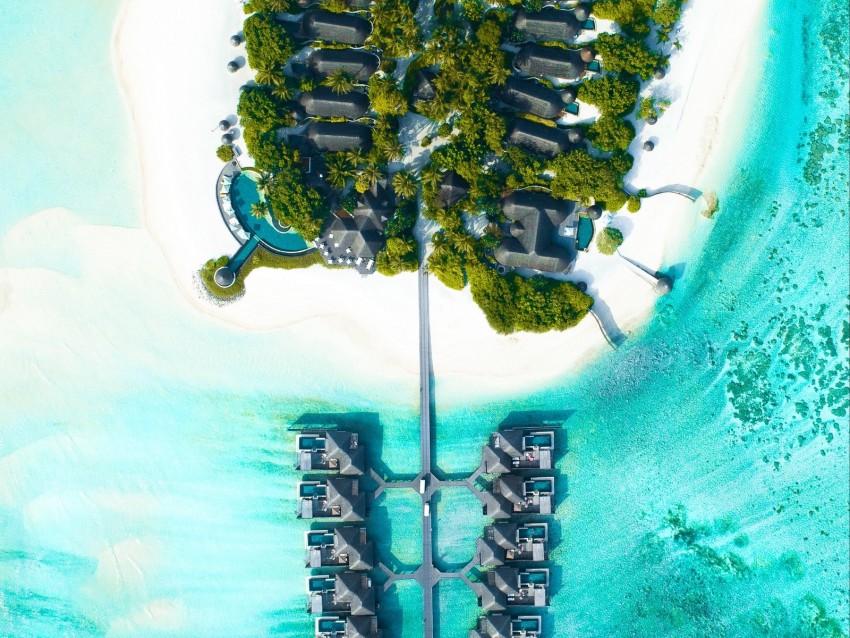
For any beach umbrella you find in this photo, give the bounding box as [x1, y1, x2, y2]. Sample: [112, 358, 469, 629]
[586, 204, 602, 220]
[580, 47, 595, 63]
[230, 34, 243, 46]
[643, 140, 655, 151]
[227, 61, 240, 73]
[561, 86, 578, 104]
[647, 115, 658, 125]
[219, 120, 231, 131]
[221, 133, 234, 145]
[576, 281, 588, 293]
[567, 128, 584, 144]
[573, 4, 590, 22]
[653, 68, 666, 80]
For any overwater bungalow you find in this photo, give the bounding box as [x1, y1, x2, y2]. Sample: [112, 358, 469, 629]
[307, 49, 380, 83]
[297, 477, 366, 521]
[301, 10, 372, 46]
[308, 571, 377, 616]
[306, 526, 375, 570]
[486, 474, 554, 518]
[494, 192, 575, 274]
[316, 616, 383, 638]
[469, 615, 542, 638]
[481, 427, 557, 472]
[477, 522, 548, 566]
[477, 567, 550, 611]
[514, 44, 586, 80]
[297, 430, 366, 475]
[493, 76, 565, 120]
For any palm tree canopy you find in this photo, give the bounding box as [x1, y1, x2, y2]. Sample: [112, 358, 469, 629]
[250, 201, 268, 218]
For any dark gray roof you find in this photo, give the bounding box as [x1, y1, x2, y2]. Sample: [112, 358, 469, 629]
[346, 617, 383, 638]
[335, 572, 376, 616]
[307, 48, 380, 82]
[495, 191, 574, 272]
[413, 69, 438, 101]
[438, 171, 470, 206]
[335, 526, 375, 570]
[325, 430, 367, 476]
[306, 121, 373, 153]
[469, 615, 512, 638]
[514, 44, 586, 79]
[321, 181, 391, 262]
[213, 266, 236, 288]
[326, 477, 366, 521]
[487, 567, 521, 596]
[302, 10, 372, 45]
[495, 76, 564, 119]
[495, 474, 525, 504]
[298, 87, 370, 119]
[482, 446, 512, 474]
[505, 119, 569, 158]
[514, 8, 581, 41]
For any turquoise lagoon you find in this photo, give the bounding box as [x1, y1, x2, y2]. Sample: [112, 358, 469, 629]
[0, 1, 848, 637]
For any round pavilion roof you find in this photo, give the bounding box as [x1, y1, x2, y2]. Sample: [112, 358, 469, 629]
[643, 140, 655, 151]
[586, 204, 602, 220]
[214, 266, 236, 288]
[655, 275, 673, 295]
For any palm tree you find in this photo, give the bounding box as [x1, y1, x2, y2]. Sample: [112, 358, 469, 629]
[255, 64, 281, 86]
[250, 201, 268, 219]
[392, 171, 418, 200]
[265, 0, 291, 10]
[345, 149, 365, 168]
[452, 232, 478, 256]
[322, 69, 354, 95]
[325, 154, 355, 189]
[271, 78, 293, 101]
[358, 164, 384, 191]
[487, 66, 510, 86]
[256, 172, 275, 197]
[380, 138, 404, 162]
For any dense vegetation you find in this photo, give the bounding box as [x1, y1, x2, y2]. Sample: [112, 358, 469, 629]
[200, 249, 327, 301]
[216, 145, 235, 162]
[368, 0, 422, 58]
[594, 0, 686, 41]
[376, 201, 419, 275]
[596, 226, 624, 255]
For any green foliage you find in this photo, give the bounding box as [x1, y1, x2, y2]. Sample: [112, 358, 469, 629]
[238, 86, 287, 131]
[596, 226, 624, 255]
[627, 195, 641, 213]
[577, 75, 640, 117]
[380, 58, 397, 74]
[593, 0, 655, 36]
[595, 33, 666, 80]
[437, 123, 452, 137]
[392, 170, 419, 199]
[610, 150, 635, 175]
[266, 158, 327, 240]
[300, 76, 318, 92]
[244, 0, 292, 12]
[200, 248, 326, 300]
[321, 0, 349, 12]
[355, 164, 384, 193]
[588, 115, 636, 152]
[244, 12, 295, 71]
[503, 147, 547, 189]
[420, 136, 432, 147]
[638, 96, 671, 120]
[216, 145, 235, 162]
[369, 0, 422, 58]
[369, 115, 404, 164]
[368, 75, 408, 116]
[377, 237, 419, 275]
[429, 238, 467, 290]
[466, 261, 593, 333]
[323, 69, 355, 94]
[516, 112, 557, 127]
[549, 150, 628, 210]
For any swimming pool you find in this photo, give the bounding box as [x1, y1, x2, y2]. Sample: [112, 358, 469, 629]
[299, 483, 328, 498]
[229, 171, 311, 255]
[576, 215, 594, 250]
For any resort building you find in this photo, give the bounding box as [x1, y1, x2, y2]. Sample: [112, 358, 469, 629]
[296, 87, 370, 121]
[297, 477, 366, 521]
[477, 567, 550, 611]
[486, 474, 554, 518]
[494, 191, 576, 273]
[307, 571, 377, 616]
[316, 180, 394, 273]
[514, 44, 586, 80]
[296, 430, 366, 475]
[306, 122, 374, 154]
[438, 170, 471, 207]
[469, 615, 542, 638]
[493, 76, 565, 119]
[307, 49, 380, 83]
[301, 10, 372, 46]
[306, 526, 375, 570]
[504, 119, 574, 158]
[481, 427, 556, 472]
[477, 522, 549, 566]
[316, 616, 383, 638]
[512, 7, 582, 42]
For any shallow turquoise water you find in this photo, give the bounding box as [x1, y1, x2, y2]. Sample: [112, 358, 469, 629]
[0, 0, 847, 637]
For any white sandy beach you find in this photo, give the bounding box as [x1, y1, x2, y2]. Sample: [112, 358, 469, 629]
[113, 0, 769, 399]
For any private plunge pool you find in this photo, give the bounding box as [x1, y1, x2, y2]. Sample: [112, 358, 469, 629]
[229, 170, 311, 255]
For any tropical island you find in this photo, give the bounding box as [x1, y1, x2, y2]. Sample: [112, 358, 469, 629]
[201, 0, 689, 335]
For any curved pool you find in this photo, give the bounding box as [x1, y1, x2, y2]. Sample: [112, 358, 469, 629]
[229, 172, 310, 254]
